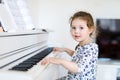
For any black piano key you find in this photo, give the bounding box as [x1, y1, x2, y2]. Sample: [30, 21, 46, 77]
[14, 64, 33, 68]
[10, 47, 53, 71]
[11, 67, 28, 71]
[25, 58, 40, 62]
[22, 61, 37, 65]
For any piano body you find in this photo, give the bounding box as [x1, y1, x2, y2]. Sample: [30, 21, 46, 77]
[0, 30, 59, 80]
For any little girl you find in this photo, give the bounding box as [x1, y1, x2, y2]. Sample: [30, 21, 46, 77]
[41, 11, 98, 80]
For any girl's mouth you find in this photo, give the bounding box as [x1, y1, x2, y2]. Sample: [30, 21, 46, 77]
[75, 35, 80, 38]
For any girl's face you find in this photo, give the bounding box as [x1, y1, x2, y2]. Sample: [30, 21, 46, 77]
[70, 18, 93, 45]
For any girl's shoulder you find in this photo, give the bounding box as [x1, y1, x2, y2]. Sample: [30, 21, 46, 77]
[77, 42, 98, 51]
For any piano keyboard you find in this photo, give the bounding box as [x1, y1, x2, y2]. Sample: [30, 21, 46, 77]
[0, 47, 58, 80]
[10, 47, 53, 71]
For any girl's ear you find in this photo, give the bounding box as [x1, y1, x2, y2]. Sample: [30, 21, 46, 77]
[89, 27, 94, 35]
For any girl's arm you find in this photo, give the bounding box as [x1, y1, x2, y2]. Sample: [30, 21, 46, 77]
[54, 47, 74, 56]
[59, 58, 78, 74]
[41, 57, 78, 74]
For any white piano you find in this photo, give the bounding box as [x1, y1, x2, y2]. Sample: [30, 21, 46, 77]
[0, 30, 59, 80]
[0, 0, 60, 79]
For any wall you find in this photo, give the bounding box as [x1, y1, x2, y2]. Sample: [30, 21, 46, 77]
[26, 0, 120, 49]
[0, 0, 119, 79]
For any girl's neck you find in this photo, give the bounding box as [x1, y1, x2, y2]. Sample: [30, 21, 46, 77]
[79, 37, 92, 46]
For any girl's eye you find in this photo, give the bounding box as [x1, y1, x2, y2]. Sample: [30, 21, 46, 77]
[71, 27, 76, 30]
[71, 26, 84, 30]
[79, 27, 84, 29]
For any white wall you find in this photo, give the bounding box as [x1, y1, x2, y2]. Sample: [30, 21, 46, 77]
[26, 0, 120, 49]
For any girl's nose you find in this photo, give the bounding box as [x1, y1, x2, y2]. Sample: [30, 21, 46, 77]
[74, 28, 80, 33]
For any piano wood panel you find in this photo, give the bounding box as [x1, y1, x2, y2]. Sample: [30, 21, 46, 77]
[0, 30, 48, 54]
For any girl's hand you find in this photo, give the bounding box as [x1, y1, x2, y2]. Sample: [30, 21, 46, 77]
[53, 47, 65, 53]
[48, 57, 61, 65]
[41, 58, 49, 65]
[41, 57, 62, 65]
